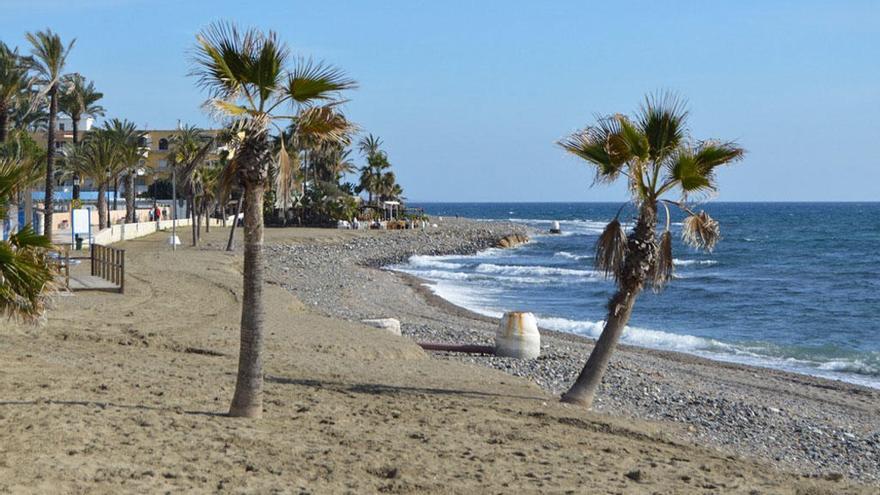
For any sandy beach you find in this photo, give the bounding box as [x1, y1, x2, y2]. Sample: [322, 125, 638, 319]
[1, 221, 877, 493]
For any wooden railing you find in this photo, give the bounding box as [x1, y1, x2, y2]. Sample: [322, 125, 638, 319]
[90, 244, 125, 293]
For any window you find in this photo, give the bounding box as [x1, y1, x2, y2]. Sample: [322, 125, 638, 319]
[158, 138, 169, 151]
[59, 123, 65, 131]
[138, 136, 148, 147]
[158, 159, 168, 169]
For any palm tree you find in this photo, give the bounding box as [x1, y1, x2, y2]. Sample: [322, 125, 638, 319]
[0, 156, 55, 320]
[168, 125, 215, 245]
[59, 73, 104, 200]
[0, 42, 32, 144]
[357, 133, 382, 159]
[356, 134, 386, 205]
[191, 21, 356, 417]
[65, 131, 115, 229]
[104, 119, 145, 223]
[26, 29, 75, 241]
[557, 93, 744, 408]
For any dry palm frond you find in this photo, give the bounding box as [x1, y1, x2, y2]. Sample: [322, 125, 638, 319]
[594, 218, 628, 282]
[274, 138, 301, 209]
[651, 230, 674, 291]
[296, 105, 356, 144]
[648, 202, 675, 291]
[682, 210, 720, 252]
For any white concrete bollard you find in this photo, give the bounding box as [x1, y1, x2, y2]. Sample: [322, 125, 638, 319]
[361, 318, 402, 336]
[495, 311, 541, 359]
[167, 235, 181, 246]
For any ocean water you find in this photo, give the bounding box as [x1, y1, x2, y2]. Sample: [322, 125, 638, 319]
[394, 202, 880, 389]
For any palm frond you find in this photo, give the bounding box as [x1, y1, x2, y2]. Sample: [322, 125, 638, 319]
[594, 218, 628, 282]
[286, 58, 357, 105]
[651, 230, 674, 291]
[0, 223, 55, 322]
[614, 114, 649, 162]
[191, 22, 254, 99]
[558, 116, 630, 184]
[274, 137, 301, 208]
[663, 140, 744, 198]
[295, 105, 357, 143]
[638, 91, 688, 163]
[682, 210, 721, 252]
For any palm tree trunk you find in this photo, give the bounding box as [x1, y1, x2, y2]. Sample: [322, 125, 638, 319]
[204, 201, 210, 233]
[125, 170, 135, 223]
[561, 203, 658, 408]
[0, 101, 8, 144]
[72, 117, 80, 201]
[43, 87, 57, 241]
[226, 196, 243, 251]
[229, 181, 265, 418]
[97, 183, 107, 231]
[189, 196, 198, 246]
[112, 176, 117, 211]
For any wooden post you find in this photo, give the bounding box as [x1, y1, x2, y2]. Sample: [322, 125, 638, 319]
[119, 250, 124, 293]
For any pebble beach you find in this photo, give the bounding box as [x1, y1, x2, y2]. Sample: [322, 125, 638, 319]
[265, 217, 880, 484]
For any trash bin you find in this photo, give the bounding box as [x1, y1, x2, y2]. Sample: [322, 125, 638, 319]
[75, 234, 84, 250]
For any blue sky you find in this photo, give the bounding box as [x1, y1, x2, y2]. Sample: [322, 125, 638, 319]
[2, 0, 878, 201]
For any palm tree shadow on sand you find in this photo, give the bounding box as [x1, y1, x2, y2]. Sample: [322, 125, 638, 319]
[265, 375, 546, 403]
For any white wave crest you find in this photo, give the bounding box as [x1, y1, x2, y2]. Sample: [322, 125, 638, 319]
[673, 259, 718, 267]
[408, 254, 464, 270]
[475, 263, 600, 278]
[397, 269, 471, 281]
[554, 251, 590, 261]
[537, 316, 725, 352]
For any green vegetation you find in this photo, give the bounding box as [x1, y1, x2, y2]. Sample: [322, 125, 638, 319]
[557, 92, 744, 408]
[0, 156, 55, 320]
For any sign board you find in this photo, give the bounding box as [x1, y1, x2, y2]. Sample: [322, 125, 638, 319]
[72, 209, 91, 234]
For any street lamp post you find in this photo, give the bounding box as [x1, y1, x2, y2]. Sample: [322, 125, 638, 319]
[171, 165, 177, 252]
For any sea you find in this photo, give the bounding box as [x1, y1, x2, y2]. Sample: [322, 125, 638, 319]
[393, 202, 880, 389]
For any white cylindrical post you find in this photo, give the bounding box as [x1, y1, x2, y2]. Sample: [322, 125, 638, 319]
[495, 311, 541, 359]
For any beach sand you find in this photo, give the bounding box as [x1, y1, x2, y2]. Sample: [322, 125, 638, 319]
[0, 225, 874, 493]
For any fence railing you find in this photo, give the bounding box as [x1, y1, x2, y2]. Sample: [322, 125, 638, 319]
[90, 244, 124, 293]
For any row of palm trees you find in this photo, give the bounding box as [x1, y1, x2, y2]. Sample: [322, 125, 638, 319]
[1, 30, 107, 242]
[60, 120, 147, 230]
[5, 22, 745, 419]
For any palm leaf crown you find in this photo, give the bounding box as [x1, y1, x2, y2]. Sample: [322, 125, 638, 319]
[191, 22, 356, 131]
[0, 157, 55, 321]
[559, 92, 744, 290]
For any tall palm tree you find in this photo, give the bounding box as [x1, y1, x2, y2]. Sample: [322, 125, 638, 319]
[104, 119, 145, 223]
[356, 134, 385, 205]
[557, 93, 744, 408]
[0, 42, 32, 144]
[0, 156, 55, 320]
[26, 29, 75, 241]
[59, 73, 104, 200]
[357, 133, 382, 159]
[191, 21, 356, 417]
